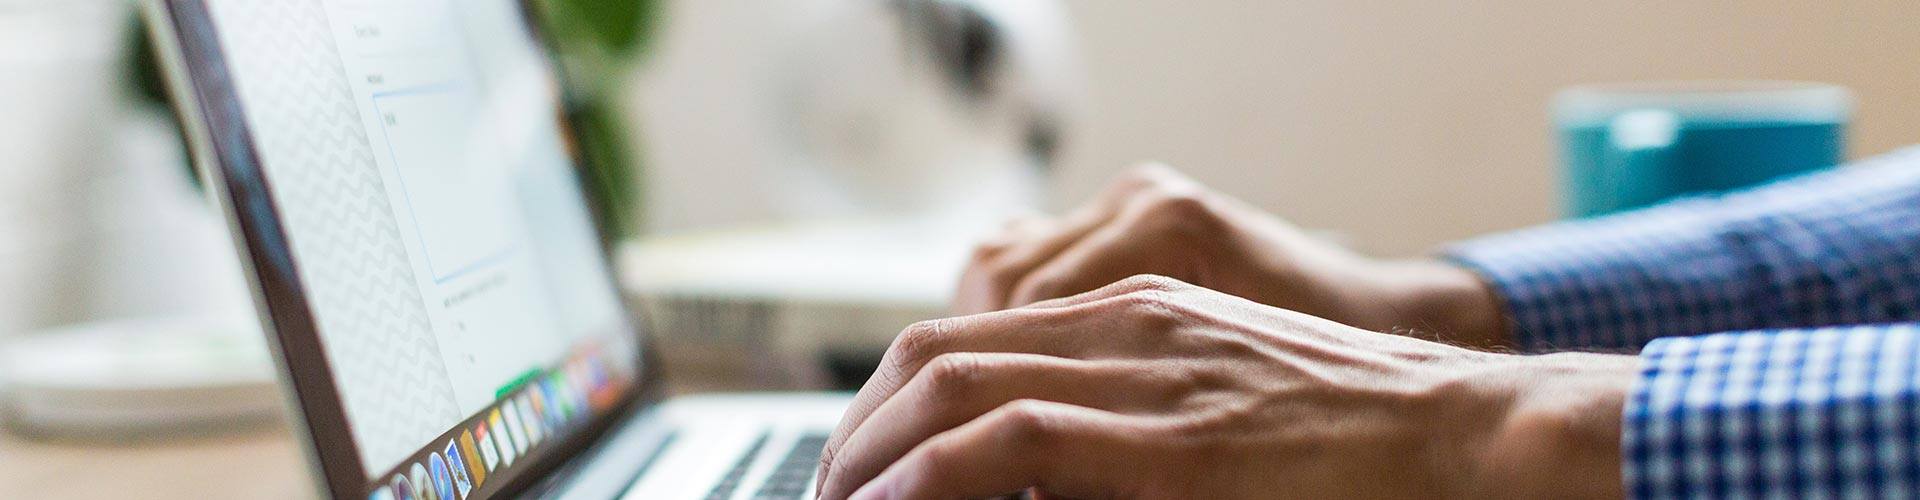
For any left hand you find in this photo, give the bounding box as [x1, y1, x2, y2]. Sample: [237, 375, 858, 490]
[952, 164, 1508, 348]
[815, 275, 1637, 500]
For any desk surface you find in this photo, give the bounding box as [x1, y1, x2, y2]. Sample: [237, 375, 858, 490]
[0, 345, 807, 499]
[0, 426, 311, 499]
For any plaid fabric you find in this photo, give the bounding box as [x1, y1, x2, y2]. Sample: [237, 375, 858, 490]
[1629, 326, 1920, 499]
[1446, 146, 1920, 498]
[1449, 146, 1920, 353]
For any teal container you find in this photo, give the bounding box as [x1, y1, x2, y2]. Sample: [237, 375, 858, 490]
[1553, 82, 1851, 217]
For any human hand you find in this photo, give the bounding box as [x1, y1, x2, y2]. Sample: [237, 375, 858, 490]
[953, 164, 1508, 348]
[818, 276, 1636, 500]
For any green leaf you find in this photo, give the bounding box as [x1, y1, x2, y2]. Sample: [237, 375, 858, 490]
[542, 0, 657, 59]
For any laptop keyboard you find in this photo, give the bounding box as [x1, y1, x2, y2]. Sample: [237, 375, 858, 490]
[703, 433, 772, 500]
[703, 432, 831, 500]
[751, 433, 832, 499]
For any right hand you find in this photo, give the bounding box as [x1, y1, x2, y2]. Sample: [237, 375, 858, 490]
[952, 164, 1507, 347]
[819, 276, 1633, 500]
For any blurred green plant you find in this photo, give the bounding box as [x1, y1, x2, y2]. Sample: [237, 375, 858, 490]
[126, 0, 659, 240]
[533, 0, 659, 241]
[126, 16, 197, 189]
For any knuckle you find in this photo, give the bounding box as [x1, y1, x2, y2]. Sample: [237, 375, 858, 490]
[920, 353, 985, 396]
[1107, 163, 1182, 201]
[1113, 288, 1173, 311]
[1104, 289, 1187, 330]
[815, 448, 836, 477]
[967, 240, 1012, 262]
[817, 451, 864, 490]
[979, 261, 1030, 292]
[821, 447, 853, 482]
[915, 438, 968, 472]
[1118, 162, 1173, 185]
[1137, 191, 1219, 228]
[1120, 162, 1187, 188]
[1011, 273, 1069, 303]
[1147, 189, 1209, 213]
[891, 319, 953, 363]
[1114, 274, 1189, 293]
[994, 399, 1060, 444]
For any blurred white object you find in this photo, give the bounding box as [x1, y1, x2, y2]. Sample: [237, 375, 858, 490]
[620, 219, 958, 387]
[0, 0, 128, 337]
[0, 1, 251, 338]
[0, 2, 263, 433]
[1, 316, 281, 437]
[627, 0, 1082, 371]
[81, 111, 255, 322]
[635, 0, 1081, 240]
[625, 220, 961, 307]
[771, 0, 1079, 224]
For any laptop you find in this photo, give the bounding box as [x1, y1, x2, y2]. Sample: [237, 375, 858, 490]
[142, 0, 853, 498]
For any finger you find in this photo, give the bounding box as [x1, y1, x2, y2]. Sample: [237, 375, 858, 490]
[954, 164, 1181, 314]
[822, 287, 1200, 496]
[1000, 213, 1050, 235]
[847, 400, 1148, 500]
[1018, 274, 1195, 310]
[971, 214, 1055, 252]
[1005, 189, 1219, 307]
[1003, 217, 1148, 307]
[818, 353, 1185, 500]
[953, 209, 1116, 314]
[820, 309, 1114, 494]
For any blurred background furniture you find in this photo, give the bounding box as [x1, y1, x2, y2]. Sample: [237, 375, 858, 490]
[635, 1, 1920, 256]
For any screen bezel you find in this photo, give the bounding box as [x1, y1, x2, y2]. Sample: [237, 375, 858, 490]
[145, 1, 665, 497]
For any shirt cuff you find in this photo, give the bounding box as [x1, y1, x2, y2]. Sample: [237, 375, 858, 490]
[1442, 198, 1754, 352]
[1623, 325, 1920, 499]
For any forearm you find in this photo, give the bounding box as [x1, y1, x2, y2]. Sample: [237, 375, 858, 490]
[1356, 258, 1510, 350]
[1449, 353, 1638, 500]
[1456, 324, 1920, 500]
[1445, 147, 1920, 352]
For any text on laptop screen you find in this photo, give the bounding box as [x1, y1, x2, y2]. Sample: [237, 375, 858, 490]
[201, 0, 639, 495]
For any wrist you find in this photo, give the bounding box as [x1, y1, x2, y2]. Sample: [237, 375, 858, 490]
[1460, 353, 1637, 500]
[1362, 259, 1509, 349]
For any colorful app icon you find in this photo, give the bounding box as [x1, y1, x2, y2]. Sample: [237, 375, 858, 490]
[538, 379, 565, 426]
[568, 362, 586, 387]
[502, 401, 529, 455]
[408, 463, 435, 500]
[490, 410, 519, 463]
[528, 387, 550, 429]
[428, 453, 455, 500]
[517, 395, 543, 445]
[558, 372, 582, 416]
[368, 485, 394, 500]
[458, 431, 487, 486]
[390, 474, 418, 500]
[444, 440, 475, 498]
[538, 379, 561, 422]
[474, 423, 500, 472]
[410, 463, 437, 500]
[588, 358, 608, 388]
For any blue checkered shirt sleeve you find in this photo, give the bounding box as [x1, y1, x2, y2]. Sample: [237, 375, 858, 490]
[1444, 146, 1920, 498]
[1446, 146, 1920, 352]
[1628, 325, 1920, 498]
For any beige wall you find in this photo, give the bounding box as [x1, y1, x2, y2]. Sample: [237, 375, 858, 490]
[1052, 1, 1920, 256]
[633, 1, 1920, 256]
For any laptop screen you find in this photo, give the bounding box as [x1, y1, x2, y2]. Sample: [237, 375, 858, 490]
[178, 0, 641, 497]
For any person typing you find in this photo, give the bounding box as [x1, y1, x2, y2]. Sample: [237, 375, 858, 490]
[814, 147, 1920, 499]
